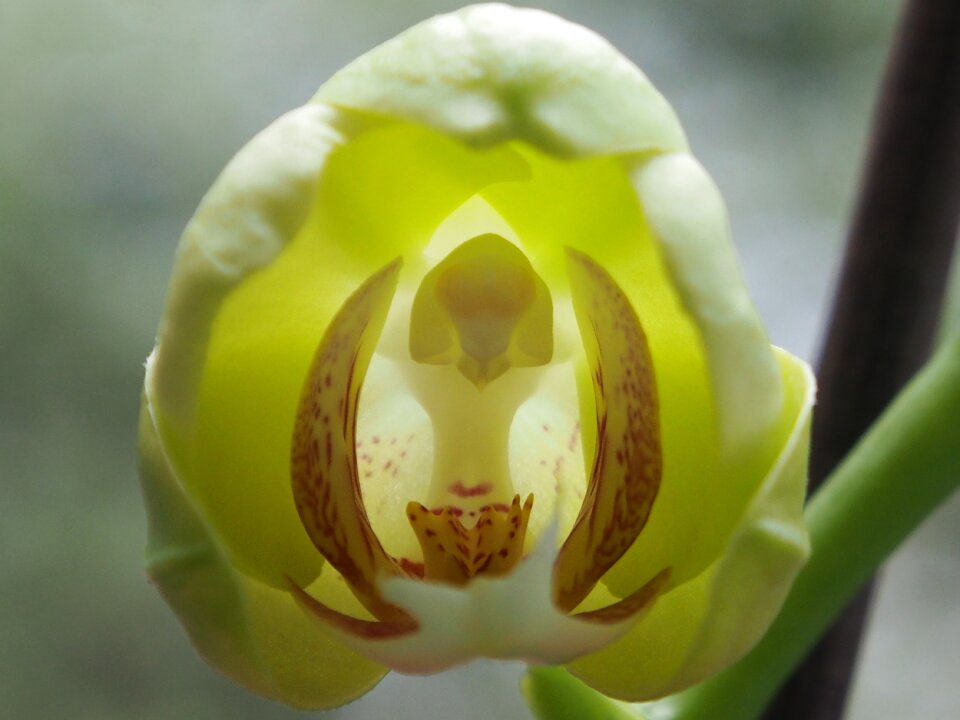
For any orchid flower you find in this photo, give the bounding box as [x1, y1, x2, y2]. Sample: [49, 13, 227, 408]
[139, 3, 815, 709]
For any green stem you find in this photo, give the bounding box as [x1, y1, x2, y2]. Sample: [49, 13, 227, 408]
[524, 336, 960, 720]
[658, 335, 960, 720]
[775, 0, 960, 712]
[524, 666, 644, 720]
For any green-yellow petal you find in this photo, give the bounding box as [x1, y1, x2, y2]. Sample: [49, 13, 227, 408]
[147, 104, 346, 587]
[139, 397, 386, 708]
[599, 152, 789, 596]
[315, 3, 687, 158]
[147, 107, 527, 588]
[566, 350, 814, 699]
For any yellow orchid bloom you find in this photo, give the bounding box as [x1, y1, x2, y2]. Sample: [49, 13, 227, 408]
[139, 3, 816, 709]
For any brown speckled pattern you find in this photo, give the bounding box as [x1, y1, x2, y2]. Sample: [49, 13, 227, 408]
[407, 494, 534, 584]
[554, 248, 664, 613]
[290, 259, 414, 623]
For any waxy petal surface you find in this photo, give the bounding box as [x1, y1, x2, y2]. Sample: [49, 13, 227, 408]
[554, 249, 662, 611]
[316, 4, 687, 157]
[154, 117, 526, 590]
[139, 397, 386, 708]
[567, 351, 814, 699]
[291, 259, 410, 621]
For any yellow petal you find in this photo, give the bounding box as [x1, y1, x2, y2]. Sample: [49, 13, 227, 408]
[630, 153, 783, 450]
[566, 350, 814, 700]
[553, 248, 662, 612]
[291, 258, 410, 621]
[479, 146, 720, 590]
[481, 145, 789, 599]
[148, 114, 527, 590]
[146, 104, 349, 591]
[139, 396, 386, 708]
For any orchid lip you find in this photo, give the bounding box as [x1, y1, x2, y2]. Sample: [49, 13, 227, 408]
[288, 231, 667, 660]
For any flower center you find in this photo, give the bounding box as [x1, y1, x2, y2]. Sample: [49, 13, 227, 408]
[289, 235, 663, 621]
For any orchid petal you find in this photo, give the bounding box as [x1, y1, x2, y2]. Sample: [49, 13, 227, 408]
[567, 351, 814, 699]
[147, 111, 527, 590]
[291, 258, 411, 621]
[301, 522, 667, 674]
[554, 249, 662, 612]
[139, 395, 386, 709]
[315, 4, 687, 158]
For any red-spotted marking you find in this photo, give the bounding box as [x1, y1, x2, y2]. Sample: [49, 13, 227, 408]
[290, 258, 415, 624]
[553, 248, 663, 613]
[407, 495, 534, 584]
[449, 481, 494, 498]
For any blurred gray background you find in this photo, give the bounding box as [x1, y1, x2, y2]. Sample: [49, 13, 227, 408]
[2, 1, 957, 718]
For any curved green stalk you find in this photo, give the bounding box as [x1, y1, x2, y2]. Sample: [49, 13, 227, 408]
[524, 666, 644, 720]
[525, 336, 960, 720]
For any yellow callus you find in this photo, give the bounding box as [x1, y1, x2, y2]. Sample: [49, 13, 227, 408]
[407, 494, 534, 583]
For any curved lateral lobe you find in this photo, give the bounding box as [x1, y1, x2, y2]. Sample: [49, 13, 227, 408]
[286, 578, 418, 640]
[573, 568, 671, 625]
[291, 258, 412, 623]
[554, 248, 663, 612]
